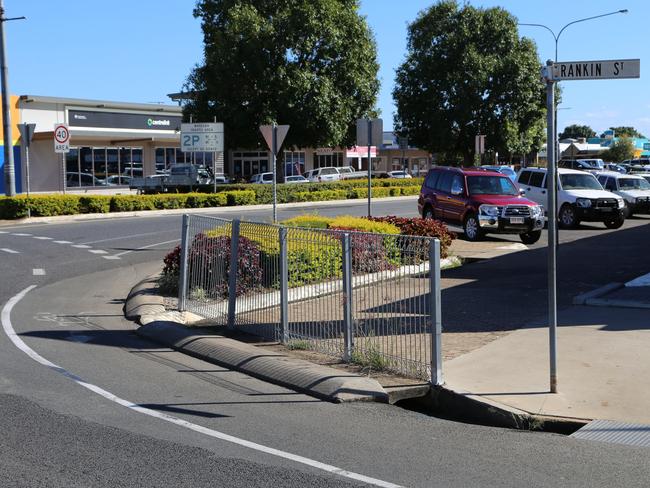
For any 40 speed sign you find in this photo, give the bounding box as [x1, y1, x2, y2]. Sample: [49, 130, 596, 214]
[54, 123, 70, 153]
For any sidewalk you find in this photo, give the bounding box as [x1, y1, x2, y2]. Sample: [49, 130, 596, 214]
[444, 287, 650, 424]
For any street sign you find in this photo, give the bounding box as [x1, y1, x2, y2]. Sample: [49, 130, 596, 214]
[356, 118, 383, 147]
[18, 123, 36, 146]
[551, 59, 640, 81]
[180, 122, 224, 152]
[54, 123, 70, 153]
[474, 134, 486, 154]
[259, 124, 289, 154]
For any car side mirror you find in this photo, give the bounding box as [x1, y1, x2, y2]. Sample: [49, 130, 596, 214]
[519, 188, 526, 196]
[451, 186, 464, 196]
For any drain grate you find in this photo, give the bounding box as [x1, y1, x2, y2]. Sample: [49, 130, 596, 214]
[571, 419, 650, 448]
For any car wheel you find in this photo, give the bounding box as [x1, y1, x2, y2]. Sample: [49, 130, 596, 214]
[463, 214, 483, 241]
[519, 230, 542, 245]
[623, 203, 633, 218]
[604, 218, 624, 229]
[423, 206, 434, 219]
[558, 204, 578, 229]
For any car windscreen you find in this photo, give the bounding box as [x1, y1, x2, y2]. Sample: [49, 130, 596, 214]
[619, 177, 650, 190]
[467, 175, 518, 195]
[559, 173, 602, 190]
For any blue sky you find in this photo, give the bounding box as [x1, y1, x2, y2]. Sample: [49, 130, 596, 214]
[6, 0, 648, 136]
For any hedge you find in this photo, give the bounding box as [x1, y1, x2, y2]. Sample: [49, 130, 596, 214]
[0, 180, 420, 220]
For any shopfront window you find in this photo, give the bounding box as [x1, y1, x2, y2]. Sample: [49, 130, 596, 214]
[66, 146, 142, 187]
[314, 152, 343, 169]
[232, 151, 269, 180]
[65, 149, 80, 187]
[284, 150, 305, 175]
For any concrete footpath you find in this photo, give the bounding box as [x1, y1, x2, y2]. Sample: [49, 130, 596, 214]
[445, 278, 650, 424]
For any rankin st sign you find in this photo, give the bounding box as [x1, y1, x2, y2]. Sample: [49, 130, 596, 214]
[551, 58, 640, 81]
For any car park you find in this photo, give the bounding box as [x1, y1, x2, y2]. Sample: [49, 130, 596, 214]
[284, 175, 309, 183]
[304, 166, 342, 182]
[418, 166, 544, 244]
[596, 171, 650, 217]
[249, 172, 274, 184]
[480, 165, 517, 182]
[517, 167, 625, 229]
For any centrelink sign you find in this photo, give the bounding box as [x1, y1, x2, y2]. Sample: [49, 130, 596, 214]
[69, 109, 182, 131]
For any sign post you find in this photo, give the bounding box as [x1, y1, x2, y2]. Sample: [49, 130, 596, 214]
[356, 118, 383, 217]
[259, 123, 289, 222]
[54, 123, 70, 194]
[542, 57, 640, 394]
[18, 123, 35, 216]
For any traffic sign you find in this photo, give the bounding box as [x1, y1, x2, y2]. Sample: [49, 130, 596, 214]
[180, 122, 224, 152]
[551, 59, 640, 81]
[18, 123, 36, 146]
[356, 118, 383, 147]
[260, 124, 289, 154]
[54, 123, 70, 153]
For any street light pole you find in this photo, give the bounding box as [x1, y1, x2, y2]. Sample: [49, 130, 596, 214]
[0, 1, 25, 196]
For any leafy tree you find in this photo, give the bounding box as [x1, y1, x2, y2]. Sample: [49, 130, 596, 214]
[605, 137, 636, 162]
[559, 124, 596, 140]
[185, 0, 379, 151]
[602, 126, 645, 139]
[392, 1, 546, 165]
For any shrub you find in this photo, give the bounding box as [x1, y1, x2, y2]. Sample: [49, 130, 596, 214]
[400, 186, 421, 196]
[79, 196, 112, 213]
[110, 195, 157, 212]
[369, 216, 455, 259]
[328, 215, 400, 235]
[282, 215, 333, 229]
[226, 190, 256, 206]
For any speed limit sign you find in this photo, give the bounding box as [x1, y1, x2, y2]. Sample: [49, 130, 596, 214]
[54, 123, 70, 153]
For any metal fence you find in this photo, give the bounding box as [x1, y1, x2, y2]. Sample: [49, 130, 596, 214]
[178, 214, 442, 383]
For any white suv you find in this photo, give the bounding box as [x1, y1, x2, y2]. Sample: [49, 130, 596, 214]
[517, 168, 625, 229]
[596, 171, 650, 217]
[304, 167, 341, 182]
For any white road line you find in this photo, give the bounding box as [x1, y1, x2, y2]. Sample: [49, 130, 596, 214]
[102, 256, 121, 260]
[88, 249, 108, 255]
[112, 238, 180, 258]
[1, 248, 19, 254]
[32, 269, 46, 276]
[1, 286, 401, 488]
[11, 233, 32, 237]
[0, 230, 7, 233]
[79, 230, 174, 245]
[33, 236, 53, 240]
[53, 240, 72, 244]
[71, 244, 91, 249]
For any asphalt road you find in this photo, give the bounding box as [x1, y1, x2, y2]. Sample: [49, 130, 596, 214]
[1, 198, 650, 487]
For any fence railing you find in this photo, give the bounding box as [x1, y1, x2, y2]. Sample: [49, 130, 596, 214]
[178, 214, 442, 384]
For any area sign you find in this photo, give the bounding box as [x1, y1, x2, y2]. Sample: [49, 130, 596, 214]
[552, 59, 640, 81]
[180, 122, 224, 152]
[54, 123, 70, 153]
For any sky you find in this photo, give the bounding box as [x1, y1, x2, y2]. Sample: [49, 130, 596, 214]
[5, 0, 649, 137]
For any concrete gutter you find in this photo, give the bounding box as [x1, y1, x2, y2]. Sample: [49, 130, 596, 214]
[0, 195, 418, 226]
[572, 282, 623, 305]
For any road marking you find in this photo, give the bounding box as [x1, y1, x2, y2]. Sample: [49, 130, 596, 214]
[71, 244, 91, 249]
[1, 248, 19, 254]
[33, 236, 53, 240]
[32, 269, 46, 276]
[11, 233, 32, 237]
[88, 249, 108, 255]
[102, 255, 121, 260]
[0, 230, 7, 233]
[112, 238, 180, 258]
[79, 230, 174, 245]
[53, 240, 72, 244]
[1, 286, 402, 488]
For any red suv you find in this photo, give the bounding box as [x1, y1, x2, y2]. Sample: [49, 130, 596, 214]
[418, 167, 545, 244]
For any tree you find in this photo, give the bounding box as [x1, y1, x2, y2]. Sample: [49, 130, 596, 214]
[559, 124, 596, 140]
[605, 137, 636, 162]
[602, 126, 646, 139]
[392, 1, 546, 165]
[184, 0, 379, 151]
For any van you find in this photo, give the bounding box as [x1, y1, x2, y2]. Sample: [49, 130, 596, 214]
[304, 167, 341, 182]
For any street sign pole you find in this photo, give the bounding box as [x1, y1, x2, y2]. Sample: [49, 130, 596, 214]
[545, 60, 558, 393]
[18, 123, 34, 212]
[367, 120, 372, 217]
[272, 122, 278, 223]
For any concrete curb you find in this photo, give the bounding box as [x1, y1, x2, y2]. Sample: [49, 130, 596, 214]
[125, 277, 388, 404]
[573, 282, 623, 305]
[573, 282, 650, 309]
[0, 195, 419, 226]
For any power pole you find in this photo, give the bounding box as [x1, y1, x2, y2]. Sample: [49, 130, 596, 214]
[0, 1, 24, 196]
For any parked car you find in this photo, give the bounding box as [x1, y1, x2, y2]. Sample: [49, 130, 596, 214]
[304, 166, 342, 182]
[633, 173, 650, 185]
[213, 173, 231, 184]
[65, 172, 107, 187]
[386, 170, 413, 179]
[105, 175, 131, 186]
[249, 172, 274, 184]
[480, 165, 517, 182]
[418, 166, 544, 244]
[596, 171, 650, 217]
[603, 163, 627, 174]
[517, 167, 625, 229]
[558, 159, 601, 173]
[284, 175, 309, 183]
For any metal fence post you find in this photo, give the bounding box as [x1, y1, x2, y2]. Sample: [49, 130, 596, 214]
[177, 214, 191, 311]
[429, 238, 443, 386]
[279, 227, 289, 343]
[227, 219, 241, 329]
[342, 233, 353, 361]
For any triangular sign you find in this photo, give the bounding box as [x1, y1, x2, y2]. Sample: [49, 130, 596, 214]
[259, 124, 290, 154]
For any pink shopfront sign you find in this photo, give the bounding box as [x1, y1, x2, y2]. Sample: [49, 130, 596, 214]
[346, 146, 377, 158]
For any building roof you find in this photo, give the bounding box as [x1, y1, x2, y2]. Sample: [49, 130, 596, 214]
[18, 94, 182, 114]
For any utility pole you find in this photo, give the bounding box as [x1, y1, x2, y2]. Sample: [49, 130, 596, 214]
[0, 1, 24, 196]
